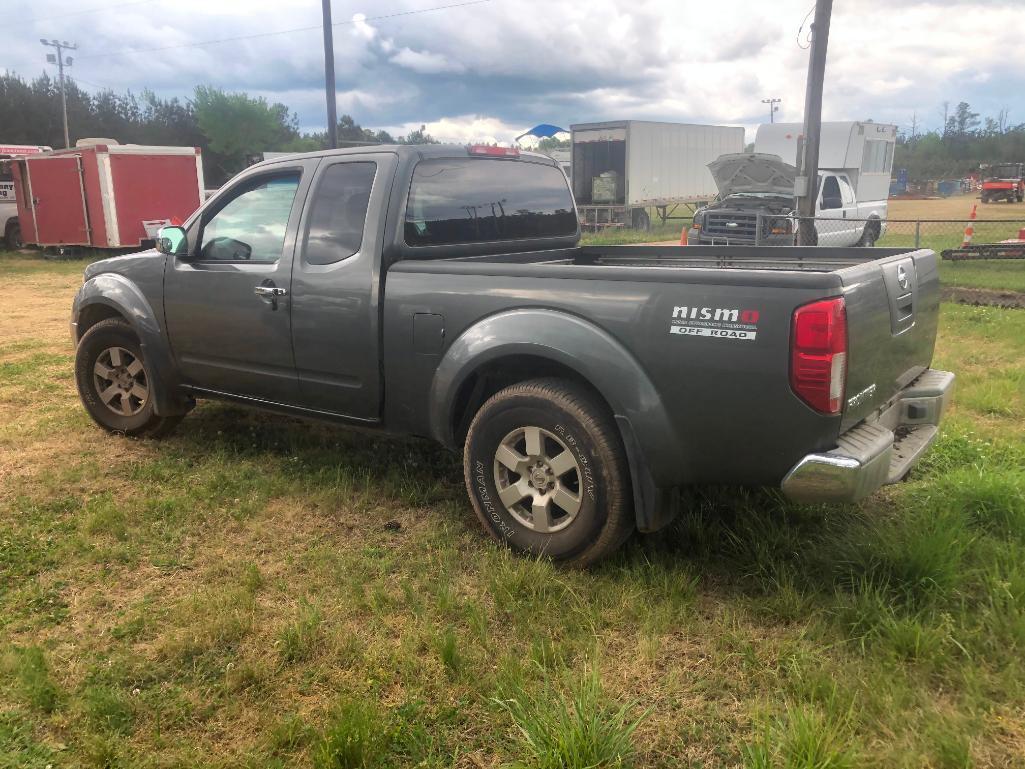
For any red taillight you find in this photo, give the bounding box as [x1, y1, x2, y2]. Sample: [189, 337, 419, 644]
[790, 297, 847, 414]
[467, 145, 519, 158]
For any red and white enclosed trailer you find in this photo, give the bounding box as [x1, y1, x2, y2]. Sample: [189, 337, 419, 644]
[11, 141, 205, 249]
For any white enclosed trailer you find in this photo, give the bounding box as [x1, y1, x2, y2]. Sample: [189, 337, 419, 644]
[570, 120, 744, 229]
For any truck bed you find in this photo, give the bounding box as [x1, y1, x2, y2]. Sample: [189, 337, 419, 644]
[385, 244, 940, 489]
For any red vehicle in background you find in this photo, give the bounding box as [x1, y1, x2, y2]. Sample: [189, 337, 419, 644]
[1, 144, 51, 248]
[980, 162, 1025, 204]
[10, 139, 204, 250]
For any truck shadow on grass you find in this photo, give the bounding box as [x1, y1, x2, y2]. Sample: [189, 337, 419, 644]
[168, 401, 1008, 643]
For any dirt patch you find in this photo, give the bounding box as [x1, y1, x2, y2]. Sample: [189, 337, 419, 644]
[941, 285, 1025, 309]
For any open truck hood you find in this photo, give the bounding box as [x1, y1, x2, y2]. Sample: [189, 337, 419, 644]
[708, 153, 795, 198]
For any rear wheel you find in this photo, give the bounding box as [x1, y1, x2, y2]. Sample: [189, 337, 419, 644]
[631, 208, 651, 231]
[75, 318, 181, 438]
[462, 378, 634, 566]
[858, 222, 878, 247]
[5, 222, 22, 250]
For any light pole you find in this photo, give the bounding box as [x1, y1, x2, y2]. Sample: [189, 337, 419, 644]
[41, 39, 77, 149]
[761, 97, 781, 124]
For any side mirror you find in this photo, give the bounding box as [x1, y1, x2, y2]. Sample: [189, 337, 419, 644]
[156, 225, 187, 256]
[821, 196, 842, 211]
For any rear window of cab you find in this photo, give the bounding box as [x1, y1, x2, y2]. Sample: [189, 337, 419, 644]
[404, 157, 576, 247]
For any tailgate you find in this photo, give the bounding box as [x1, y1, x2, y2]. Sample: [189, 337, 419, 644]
[837, 249, 941, 431]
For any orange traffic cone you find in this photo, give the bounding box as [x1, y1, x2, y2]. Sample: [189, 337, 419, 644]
[962, 204, 977, 247]
[679, 226, 688, 246]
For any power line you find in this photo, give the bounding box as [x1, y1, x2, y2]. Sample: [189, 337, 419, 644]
[23, 0, 158, 24]
[75, 0, 493, 61]
[70, 75, 116, 90]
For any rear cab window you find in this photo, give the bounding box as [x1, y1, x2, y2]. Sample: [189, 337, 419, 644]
[303, 162, 377, 265]
[404, 157, 576, 247]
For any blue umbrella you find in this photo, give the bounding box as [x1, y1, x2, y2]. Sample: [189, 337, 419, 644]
[514, 124, 569, 142]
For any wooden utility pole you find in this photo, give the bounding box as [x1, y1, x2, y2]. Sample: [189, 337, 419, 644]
[322, 0, 338, 149]
[795, 0, 832, 245]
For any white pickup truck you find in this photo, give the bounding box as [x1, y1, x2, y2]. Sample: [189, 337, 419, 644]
[689, 121, 896, 248]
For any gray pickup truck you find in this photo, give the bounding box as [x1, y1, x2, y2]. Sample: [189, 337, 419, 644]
[71, 144, 954, 565]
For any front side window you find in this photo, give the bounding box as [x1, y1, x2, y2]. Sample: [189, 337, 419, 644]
[303, 162, 377, 265]
[404, 158, 576, 247]
[199, 172, 300, 262]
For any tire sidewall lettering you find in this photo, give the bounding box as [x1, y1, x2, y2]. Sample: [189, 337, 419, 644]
[473, 458, 515, 539]
[554, 423, 597, 502]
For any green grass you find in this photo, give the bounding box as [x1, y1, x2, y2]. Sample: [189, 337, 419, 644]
[3, 257, 1025, 765]
[493, 666, 646, 769]
[579, 207, 692, 245]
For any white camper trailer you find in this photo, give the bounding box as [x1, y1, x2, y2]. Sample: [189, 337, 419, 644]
[755, 121, 896, 206]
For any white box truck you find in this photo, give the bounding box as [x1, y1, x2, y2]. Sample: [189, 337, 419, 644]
[571, 120, 744, 230]
[689, 121, 897, 247]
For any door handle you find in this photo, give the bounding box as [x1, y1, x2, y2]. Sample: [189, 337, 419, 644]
[254, 285, 287, 297]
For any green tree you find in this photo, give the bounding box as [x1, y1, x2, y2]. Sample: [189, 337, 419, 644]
[192, 86, 301, 183]
[536, 136, 570, 152]
[399, 124, 439, 145]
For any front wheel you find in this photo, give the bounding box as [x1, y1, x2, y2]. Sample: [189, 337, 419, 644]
[462, 378, 634, 566]
[75, 318, 181, 438]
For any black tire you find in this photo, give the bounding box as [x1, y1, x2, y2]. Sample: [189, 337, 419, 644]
[75, 318, 181, 438]
[5, 222, 22, 250]
[463, 378, 634, 566]
[858, 222, 878, 247]
[631, 208, 651, 231]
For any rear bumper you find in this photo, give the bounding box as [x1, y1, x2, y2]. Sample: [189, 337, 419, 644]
[781, 369, 955, 504]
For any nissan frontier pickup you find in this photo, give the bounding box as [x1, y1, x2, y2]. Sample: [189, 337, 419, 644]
[71, 144, 953, 565]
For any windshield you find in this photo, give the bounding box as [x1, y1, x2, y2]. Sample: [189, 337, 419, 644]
[989, 164, 1020, 179]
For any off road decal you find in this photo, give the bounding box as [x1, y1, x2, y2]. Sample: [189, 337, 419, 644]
[669, 305, 760, 341]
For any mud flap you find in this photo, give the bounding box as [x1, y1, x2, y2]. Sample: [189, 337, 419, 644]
[615, 415, 679, 533]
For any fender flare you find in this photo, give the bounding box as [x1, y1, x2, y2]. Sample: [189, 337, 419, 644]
[72, 274, 188, 416]
[428, 309, 684, 531]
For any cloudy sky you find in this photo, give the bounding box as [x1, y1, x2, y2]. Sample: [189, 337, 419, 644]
[4, 0, 1023, 143]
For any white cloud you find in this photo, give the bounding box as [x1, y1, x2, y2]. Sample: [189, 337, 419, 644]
[5, 0, 1022, 140]
[390, 48, 465, 75]
[387, 115, 524, 144]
